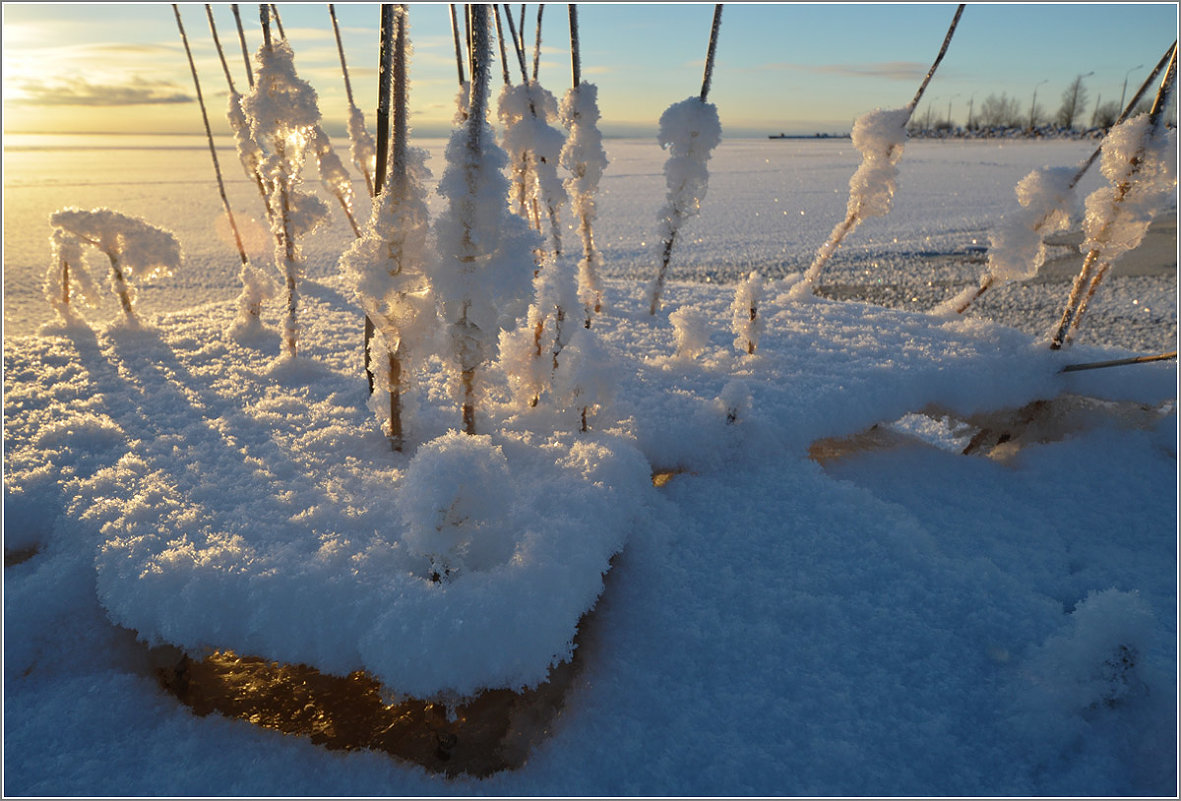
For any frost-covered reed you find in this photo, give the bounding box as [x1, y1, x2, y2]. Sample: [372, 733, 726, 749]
[1050, 51, 1178, 349]
[241, 11, 331, 357]
[433, 4, 538, 434]
[646, 4, 725, 316]
[49, 208, 181, 323]
[561, 5, 610, 325]
[730, 271, 764, 355]
[340, 5, 434, 451]
[791, 4, 964, 301]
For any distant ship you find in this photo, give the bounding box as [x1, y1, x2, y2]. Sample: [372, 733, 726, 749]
[768, 132, 849, 139]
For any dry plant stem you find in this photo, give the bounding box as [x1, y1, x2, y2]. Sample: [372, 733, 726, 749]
[906, 4, 965, 113]
[231, 5, 253, 88]
[1049, 47, 1177, 350]
[568, 4, 580, 88]
[177, 5, 257, 315]
[60, 258, 70, 307]
[364, 5, 396, 396]
[493, 4, 511, 85]
[449, 4, 466, 85]
[532, 4, 544, 82]
[458, 3, 492, 435]
[956, 41, 1175, 316]
[700, 5, 723, 101]
[1065, 261, 1113, 345]
[107, 253, 135, 319]
[330, 3, 374, 198]
[1060, 350, 1177, 373]
[268, 4, 285, 39]
[385, 3, 410, 452]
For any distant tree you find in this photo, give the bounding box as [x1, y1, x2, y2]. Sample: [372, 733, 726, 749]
[1056, 75, 1089, 130]
[1092, 100, 1121, 130]
[978, 93, 1022, 128]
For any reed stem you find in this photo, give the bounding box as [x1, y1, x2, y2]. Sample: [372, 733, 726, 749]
[700, 4, 723, 101]
[176, 4, 255, 317]
[231, 4, 253, 87]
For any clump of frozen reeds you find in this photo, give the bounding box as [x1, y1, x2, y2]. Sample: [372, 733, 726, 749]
[1049, 49, 1177, 350]
[730, 271, 764, 355]
[560, 4, 610, 325]
[310, 125, 361, 238]
[340, 5, 435, 451]
[941, 41, 1177, 318]
[241, 11, 331, 357]
[790, 4, 964, 301]
[496, 5, 568, 259]
[647, 4, 725, 316]
[49, 208, 181, 324]
[433, 4, 539, 434]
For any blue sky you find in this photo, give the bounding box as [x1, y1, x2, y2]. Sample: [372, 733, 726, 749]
[3, 3, 1177, 137]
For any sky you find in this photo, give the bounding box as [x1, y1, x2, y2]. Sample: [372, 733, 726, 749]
[2, 2, 1178, 138]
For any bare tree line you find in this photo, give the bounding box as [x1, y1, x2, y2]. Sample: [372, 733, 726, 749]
[910, 73, 1172, 134]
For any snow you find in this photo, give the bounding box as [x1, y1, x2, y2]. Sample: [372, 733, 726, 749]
[4, 129, 1178, 796]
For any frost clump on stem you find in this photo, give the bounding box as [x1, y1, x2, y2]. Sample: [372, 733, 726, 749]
[559, 81, 609, 322]
[730, 271, 764, 355]
[43, 227, 98, 321]
[1082, 115, 1177, 267]
[793, 106, 910, 300]
[498, 82, 568, 258]
[646, 96, 723, 314]
[241, 38, 331, 358]
[49, 207, 181, 324]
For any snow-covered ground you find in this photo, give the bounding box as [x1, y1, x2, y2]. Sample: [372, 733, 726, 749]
[4, 132, 1178, 796]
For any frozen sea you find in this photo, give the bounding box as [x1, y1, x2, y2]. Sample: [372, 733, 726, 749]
[3, 131, 1178, 797]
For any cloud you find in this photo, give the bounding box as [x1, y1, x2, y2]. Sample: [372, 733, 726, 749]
[756, 61, 927, 81]
[9, 76, 192, 106]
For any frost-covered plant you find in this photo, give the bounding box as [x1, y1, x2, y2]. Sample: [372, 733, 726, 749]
[340, 6, 435, 451]
[791, 106, 911, 300]
[48, 208, 181, 323]
[433, 5, 539, 434]
[559, 81, 609, 323]
[1051, 106, 1178, 348]
[936, 166, 1079, 317]
[1025, 589, 1156, 714]
[552, 326, 617, 432]
[669, 306, 711, 361]
[499, 252, 580, 410]
[241, 33, 331, 358]
[396, 431, 518, 581]
[730, 271, 765, 355]
[792, 5, 964, 301]
[715, 379, 752, 425]
[498, 81, 568, 258]
[43, 227, 98, 320]
[311, 125, 360, 237]
[646, 96, 723, 315]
